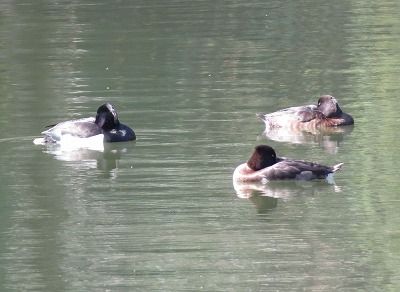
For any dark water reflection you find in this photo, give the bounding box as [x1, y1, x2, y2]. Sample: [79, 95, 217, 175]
[1, 0, 400, 291]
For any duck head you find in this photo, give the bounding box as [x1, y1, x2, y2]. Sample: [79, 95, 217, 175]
[317, 95, 343, 118]
[95, 103, 120, 130]
[247, 145, 277, 171]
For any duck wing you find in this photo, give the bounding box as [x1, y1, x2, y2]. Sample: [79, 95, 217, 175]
[295, 108, 318, 122]
[258, 158, 337, 180]
[290, 104, 326, 122]
[42, 117, 101, 141]
[257, 104, 320, 126]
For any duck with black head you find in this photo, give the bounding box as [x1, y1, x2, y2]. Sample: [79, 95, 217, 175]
[95, 103, 136, 142]
[33, 103, 136, 147]
[257, 95, 354, 131]
[233, 145, 343, 183]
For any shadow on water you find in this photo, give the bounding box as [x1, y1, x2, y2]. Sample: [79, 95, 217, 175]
[234, 180, 342, 214]
[258, 125, 354, 154]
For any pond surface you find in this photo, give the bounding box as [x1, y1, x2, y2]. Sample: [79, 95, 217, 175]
[1, 0, 400, 291]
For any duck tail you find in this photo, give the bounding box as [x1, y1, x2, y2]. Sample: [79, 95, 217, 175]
[332, 162, 344, 172]
[256, 113, 266, 121]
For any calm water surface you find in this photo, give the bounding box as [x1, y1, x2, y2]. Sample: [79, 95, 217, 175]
[1, 0, 400, 291]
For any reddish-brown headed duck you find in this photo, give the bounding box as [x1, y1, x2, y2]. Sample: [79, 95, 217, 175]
[233, 145, 343, 183]
[257, 95, 354, 130]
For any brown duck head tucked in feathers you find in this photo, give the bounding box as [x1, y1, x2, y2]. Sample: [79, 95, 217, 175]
[247, 145, 277, 171]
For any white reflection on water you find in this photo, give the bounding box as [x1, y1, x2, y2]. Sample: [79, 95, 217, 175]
[38, 142, 133, 179]
[258, 125, 354, 154]
[234, 180, 342, 213]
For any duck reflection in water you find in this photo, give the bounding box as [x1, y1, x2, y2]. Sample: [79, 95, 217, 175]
[234, 180, 341, 213]
[258, 124, 354, 155]
[41, 143, 131, 179]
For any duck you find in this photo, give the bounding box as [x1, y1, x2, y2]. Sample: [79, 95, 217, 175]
[33, 103, 136, 146]
[257, 95, 354, 130]
[233, 145, 343, 183]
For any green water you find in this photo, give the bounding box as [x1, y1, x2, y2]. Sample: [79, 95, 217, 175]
[1, 0, 400, 291]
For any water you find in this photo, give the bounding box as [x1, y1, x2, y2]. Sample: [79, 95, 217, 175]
[1, 0, 400, 291]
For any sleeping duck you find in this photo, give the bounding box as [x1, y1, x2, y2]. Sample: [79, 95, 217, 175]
[33, 103, 136, 146]
[257, 95, 354, 130]
[233, 145, 343, 183]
